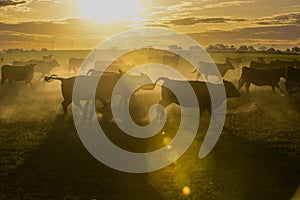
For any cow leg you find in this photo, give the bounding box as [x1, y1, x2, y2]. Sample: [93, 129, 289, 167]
[62, 99, 72, 115]
[245, 82, 251, 93]
[271, 86, 276, 94]
[275, 84, 287, 95]
[25, 81, 33, 88]
[238, 79, 245, 91]
[1, 78, 6, 89]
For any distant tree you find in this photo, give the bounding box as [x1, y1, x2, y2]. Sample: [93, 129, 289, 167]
[248, 45, 256, 51]
[188, 46, 202, 51]
[238, 45, 248, 51]
[206, 44, 230, 51]
[292, 47, 300, 53]
[286, 48, 291, 52]
[229, 45, 237, 51]
[258, 46, 267, 51]
[206, 45, 218, 51]
[168, 45, 183, 50]
[266, 47, 276, 52]
[41, 48, 48, 52]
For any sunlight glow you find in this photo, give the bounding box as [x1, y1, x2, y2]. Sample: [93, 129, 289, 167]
[182, 186, 191, 195]
[77, 0, 144, 23]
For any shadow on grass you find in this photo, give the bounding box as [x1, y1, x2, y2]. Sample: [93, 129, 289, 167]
[0, 115, 162, 200]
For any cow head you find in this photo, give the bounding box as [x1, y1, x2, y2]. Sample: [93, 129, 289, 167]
[223, 80, 241, 97]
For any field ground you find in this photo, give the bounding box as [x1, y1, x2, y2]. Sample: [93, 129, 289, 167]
[0, 51, 300, 199]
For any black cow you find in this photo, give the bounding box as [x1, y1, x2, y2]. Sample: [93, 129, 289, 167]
[1, 64, 36, 88]
[238, 67, 285, 93]
[44, 72, 152, 114]
[286, 67, 300, 96]
[149, 78, 240, 115]
[44, 73, 122, 114]
[274, 59, 300, 68]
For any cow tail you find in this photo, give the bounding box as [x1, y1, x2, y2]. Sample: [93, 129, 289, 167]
[143, 77, 167, 90]
[44, 74, 64, 82]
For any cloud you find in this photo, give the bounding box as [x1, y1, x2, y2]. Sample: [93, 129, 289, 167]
[256, 12, 300, 25]
[0, 18, 129, 36]
[200, 0, 255, 9]
[0, 0, 26, 7]
[188, 25, 300, 45]
[169, 17, 246, 26]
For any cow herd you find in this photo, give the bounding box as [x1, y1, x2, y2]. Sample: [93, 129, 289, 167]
[0, 55, 300, 118]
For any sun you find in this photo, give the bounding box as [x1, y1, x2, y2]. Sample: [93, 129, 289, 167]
[77, 0, 143, 23]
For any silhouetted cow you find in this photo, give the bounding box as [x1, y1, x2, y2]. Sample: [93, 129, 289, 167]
[286, 67, 300, 96]
[1, 63, 36, 88]
[192, 59, 235, 81]
[44, 72, 152, 114]
[13, 59, 60, 78]
[238, 67, 285, 93]
[149, 78, 240, 114]
[44, 73, 122, 114]
[274, 59, 300, 68]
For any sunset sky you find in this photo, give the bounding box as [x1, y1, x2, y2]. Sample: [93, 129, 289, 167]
[0, 0, 299, 50]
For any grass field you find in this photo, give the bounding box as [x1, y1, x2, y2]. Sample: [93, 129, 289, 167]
[0, 50, 300, 199]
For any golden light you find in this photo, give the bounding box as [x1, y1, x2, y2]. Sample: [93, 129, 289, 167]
[76, 0, 143, 22]
[163, 137, 172, 145]
[182, 186, 191, 195]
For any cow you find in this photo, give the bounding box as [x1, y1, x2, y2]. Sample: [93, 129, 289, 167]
[147, 78, 240, 115]
[44, 72, 152, 114]
[285, 67, 300, 96]
[274, 59, 300, 68]
[44, 73, 122, 114]
[192, 59, 235, 81]
[238, 67, 286, 93]
[13, 59, 60, 78]
[68, 58, 84, 72]
[1, 63, 36, 88]
[42, 55, 52, 61]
